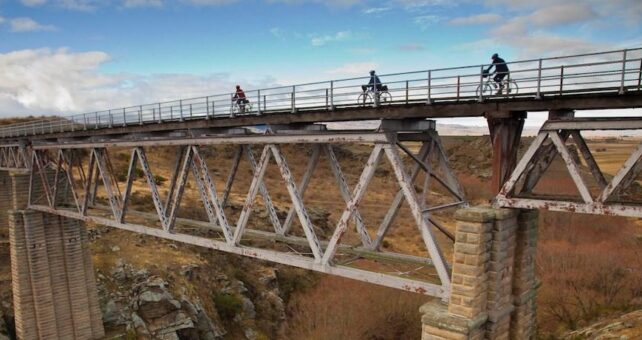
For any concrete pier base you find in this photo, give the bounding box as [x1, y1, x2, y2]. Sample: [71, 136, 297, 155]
[422, 206, 538, 340]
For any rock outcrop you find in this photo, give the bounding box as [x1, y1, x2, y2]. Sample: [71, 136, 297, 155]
[564, 309, 642, 339]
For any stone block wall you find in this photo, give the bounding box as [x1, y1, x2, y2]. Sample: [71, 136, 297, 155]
[6, 171, 105, 339]
[422, 207, 539, 340]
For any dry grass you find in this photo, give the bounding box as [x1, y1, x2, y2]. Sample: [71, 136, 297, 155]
[281, 276, 426, 340]
[537, 211, 642, 336]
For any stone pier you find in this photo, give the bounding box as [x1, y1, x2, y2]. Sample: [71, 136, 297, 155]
[3, 171, 104, 340]
[421, 206, 538, 340]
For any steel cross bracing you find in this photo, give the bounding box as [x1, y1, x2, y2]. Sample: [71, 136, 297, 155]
[21, 126, 467, 299]
[0, 47, 641, 139]
[0, 144, 31, 171]
[495, 117, 642, 218]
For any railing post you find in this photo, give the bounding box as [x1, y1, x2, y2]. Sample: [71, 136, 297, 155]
[263, 95, 266, 112]
[189, 104, 193, 118]
[291, 85, 297, 113]
[330, 81, 335, 110]
[478, 65, 484, 102]
[83, 113, 87, 130]
[536, 59, 543, 99]
[122, 108, 127, 127]
[170, 106, 174, 120]
[230, 94, 235, 118]
[427, 70, 432, 104]
[158, 103, 162, 123]
[638, 59, 642, 90]
[619, 49, 628, 94]
[139, 105, 143, 125]
[405, 80, 409, 104]
[559, 66, 564, 95]
[257, 90, 262, 115]
[179, 100, 184, 121]
[95, 112, 99, 129]
[206, 96, 210, 119]
[374, 81, 380, 107]
[109, 109, 113, 128]
[456, 75, 461, 100]
[325, 88, 329, 110]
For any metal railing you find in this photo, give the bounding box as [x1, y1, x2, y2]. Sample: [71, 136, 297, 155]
[1, 47, 641, 139]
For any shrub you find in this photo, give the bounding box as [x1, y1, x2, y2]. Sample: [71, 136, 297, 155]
[153, 174, 167, 186]
[213, 293, 243, 320]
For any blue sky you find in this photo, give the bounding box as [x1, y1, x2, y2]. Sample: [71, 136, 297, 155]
[0, 0, 641, 123]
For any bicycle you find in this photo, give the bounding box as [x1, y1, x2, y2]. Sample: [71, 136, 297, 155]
[230, 99, 253, 116]
[357, 87, 393, 106]
[476, 73, 518, 97]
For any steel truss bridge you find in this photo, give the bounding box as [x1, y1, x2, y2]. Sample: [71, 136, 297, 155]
[1, 47, 642, 301]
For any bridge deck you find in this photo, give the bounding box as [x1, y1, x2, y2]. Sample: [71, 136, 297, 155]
[0, 47, 641, 142]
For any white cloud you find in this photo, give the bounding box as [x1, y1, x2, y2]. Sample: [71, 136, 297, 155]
[450, 13, 501, 25]
[58, 0, 101, 11]
[267, 0, 362, 7]
[269, 27, 285, 39]
[0, 17, 5, 25]
[414, 15, 441, 30]
[325, 62, 378, 76]
[10, 18, 57, 32]
[310, 31, 351, 46]
[182, 0, 238, 5]
[363, 7, 390, 14]
[393, 0, 454, 10]
[0, 48, 278, 117]
[20, 0, 48, 6]
[528, 3, 597, 27]
[123, 0, 164, 8]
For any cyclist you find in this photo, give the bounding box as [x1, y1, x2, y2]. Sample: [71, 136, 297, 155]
[361, 70, 388, 103]
[484, 53, 510, 95]
[362, 70, 385, 93]
[233, 85, 249, 113]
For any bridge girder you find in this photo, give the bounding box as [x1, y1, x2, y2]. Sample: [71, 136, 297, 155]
[19, 126, 468, 299]
[495, 117, 642, 218]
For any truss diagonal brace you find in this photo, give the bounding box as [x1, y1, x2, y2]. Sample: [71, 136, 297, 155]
[282, 145, 321, 235]
[246, 145, 283, 234]
[323, 144, 383, 265]
[269, 144, 324, 261]
[384, 144, 451, 294]
[191, 146, 234, 243]
[324, 144, 373, 248]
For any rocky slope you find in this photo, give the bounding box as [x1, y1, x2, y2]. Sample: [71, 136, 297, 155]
[563, 310, 642, 339]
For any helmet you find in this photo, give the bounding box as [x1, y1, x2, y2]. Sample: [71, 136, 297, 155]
[491, 53, 498, 59]
[236, 85, 240, 89]
[369, 70, 375, 75]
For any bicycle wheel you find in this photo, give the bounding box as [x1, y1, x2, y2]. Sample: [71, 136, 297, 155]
[243, 102, 253, 113]
[357, 93, 373, 106]
[379, 92, 393, 104]
[475, 83, 493, 97]
[505, 80, 518, 95]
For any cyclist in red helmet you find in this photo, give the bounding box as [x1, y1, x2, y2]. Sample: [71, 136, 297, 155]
[233, 85, 249, 113]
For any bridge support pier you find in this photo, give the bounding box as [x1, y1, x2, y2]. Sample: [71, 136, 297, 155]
[421, 206, 538, 340]
[4, 171, 104, 340]
[487, 112, 526, 195]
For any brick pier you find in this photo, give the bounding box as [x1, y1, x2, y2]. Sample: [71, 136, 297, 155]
[421, 206, 538, 340]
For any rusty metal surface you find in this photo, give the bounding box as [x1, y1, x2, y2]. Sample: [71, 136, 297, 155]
[495, 119, 642, 217]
